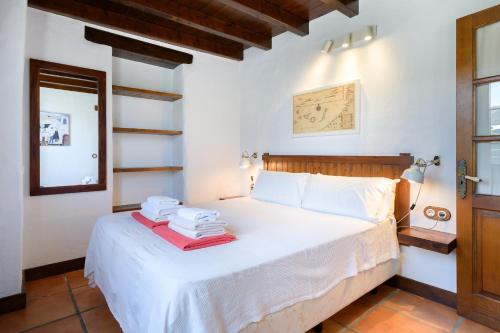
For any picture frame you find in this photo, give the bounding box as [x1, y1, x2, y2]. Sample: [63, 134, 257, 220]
[292, 80, 360, 137]
[40, 111, 70, 146]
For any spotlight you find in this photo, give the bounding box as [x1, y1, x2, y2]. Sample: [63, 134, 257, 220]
[341, 34, 351, 48]
[321, 40, 334, 53]
[363, 26, 375, 41]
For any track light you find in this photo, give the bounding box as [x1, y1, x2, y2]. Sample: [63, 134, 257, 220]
[321, 25, 377, 53]
[322, 40, 334, 53]
[341, 34, 351, 48]
[363, 26, 375, 41]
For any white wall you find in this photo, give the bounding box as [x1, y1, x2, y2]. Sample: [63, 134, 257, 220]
[23, 9, 113, 269]
[22, 9, 241, 268]
[0, 0, 26, 298]
[40, 88, 99, 187]
[180, 54, 241, 204]
[240, 0, 500, 292]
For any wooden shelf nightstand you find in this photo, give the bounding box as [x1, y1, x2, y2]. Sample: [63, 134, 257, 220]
[397, 227, 457, 254]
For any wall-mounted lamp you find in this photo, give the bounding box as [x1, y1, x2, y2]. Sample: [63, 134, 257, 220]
[240, 151, 258, 169]
[401, 156, 441, 184]
[398, 155, 441, 230]
[322, 25, 377, 54]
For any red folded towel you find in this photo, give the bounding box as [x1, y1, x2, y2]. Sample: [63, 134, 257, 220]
[153, 225, 236, 251]
[131, 212, 168, 229]
[131, 212, 236, 251]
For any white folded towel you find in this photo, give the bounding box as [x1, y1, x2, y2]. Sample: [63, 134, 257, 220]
[177, 208, 220, 222]
[140, 209, 169, 223]
[168, 223, 225, 239]
[169, 214, 227, 231]
[141, 201, 182, 217]
[147, 196, 180, 206]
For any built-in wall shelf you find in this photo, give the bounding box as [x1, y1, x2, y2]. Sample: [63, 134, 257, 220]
[113, 127, 182, 136]
[113, 166, 183, 173]
[112, 203, 141, 213]
[112, 85, 182, 102]
[398, 227, 457, 254]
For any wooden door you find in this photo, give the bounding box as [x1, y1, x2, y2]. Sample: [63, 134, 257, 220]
[457, 5, 500, 330]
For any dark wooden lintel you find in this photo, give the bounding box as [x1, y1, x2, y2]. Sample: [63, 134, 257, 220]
[85, 26, 193, 69]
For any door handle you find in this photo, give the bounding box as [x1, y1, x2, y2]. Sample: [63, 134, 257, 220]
[464, 175, 482, 183]
[457, 159, 482, 199]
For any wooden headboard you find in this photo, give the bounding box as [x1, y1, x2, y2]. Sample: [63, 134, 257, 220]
[262, 153, 414, 226]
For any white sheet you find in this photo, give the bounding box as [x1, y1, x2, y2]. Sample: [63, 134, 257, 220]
[85, 197, 399, 333]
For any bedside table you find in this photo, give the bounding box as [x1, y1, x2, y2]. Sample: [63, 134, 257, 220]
[219, 195, 245, 200]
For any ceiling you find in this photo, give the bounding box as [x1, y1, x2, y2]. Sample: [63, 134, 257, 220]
[28, 0, 359, 60]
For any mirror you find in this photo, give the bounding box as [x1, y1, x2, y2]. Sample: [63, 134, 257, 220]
[30, 59, 106, 195]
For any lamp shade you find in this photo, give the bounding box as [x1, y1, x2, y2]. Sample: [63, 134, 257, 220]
[401, 165, 424, 184]
[240, 157, 251, 169]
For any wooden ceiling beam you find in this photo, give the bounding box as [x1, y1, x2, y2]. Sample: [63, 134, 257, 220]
[319, 0, 359, 18]
[28, 0, 243, 60]
[218, 0, 309, 36]
[107, 0, 271, 50]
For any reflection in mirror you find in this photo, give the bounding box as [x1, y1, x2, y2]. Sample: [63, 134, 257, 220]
[40, 75, 99, 187]
[30, 59, 106, 196]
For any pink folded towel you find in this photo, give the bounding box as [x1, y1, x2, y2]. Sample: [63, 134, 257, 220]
[132, 212, 236, 251]
[132, 212, 168, 229]
[153, 225, 236, 251]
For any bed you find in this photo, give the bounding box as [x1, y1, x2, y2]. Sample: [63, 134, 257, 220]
[85, 153, 414, 333]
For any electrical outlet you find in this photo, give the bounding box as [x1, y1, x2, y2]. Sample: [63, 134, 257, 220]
[424, 206, 451, 221]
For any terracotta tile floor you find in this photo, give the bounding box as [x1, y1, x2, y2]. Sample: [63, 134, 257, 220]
[0, 270, 497, 333]
[0, 269, 121, 333]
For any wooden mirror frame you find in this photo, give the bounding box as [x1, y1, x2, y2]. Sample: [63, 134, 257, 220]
[30, 59, 107, 196]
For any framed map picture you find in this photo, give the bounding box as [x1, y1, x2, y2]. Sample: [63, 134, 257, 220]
[292, 80, 360, 137]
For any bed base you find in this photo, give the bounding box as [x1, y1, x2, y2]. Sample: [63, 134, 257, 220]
[241, 258, 400, 333]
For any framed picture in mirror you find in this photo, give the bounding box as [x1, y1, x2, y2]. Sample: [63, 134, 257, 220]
[30, 59, 107, 195]
[40, 111, 70, 146]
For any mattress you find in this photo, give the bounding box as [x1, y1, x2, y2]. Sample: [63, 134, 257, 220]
[85, 197, 400, 333]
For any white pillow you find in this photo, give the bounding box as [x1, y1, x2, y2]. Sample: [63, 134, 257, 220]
[301, 174, 397, 222]
[251, 170, 310, 207]
[377, 179, 399, 221]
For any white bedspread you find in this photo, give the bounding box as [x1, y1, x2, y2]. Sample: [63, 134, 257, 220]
[85, 197, 399, 333]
